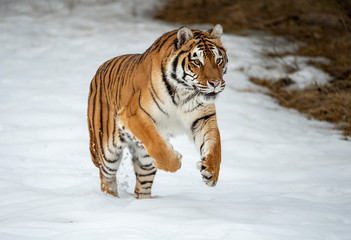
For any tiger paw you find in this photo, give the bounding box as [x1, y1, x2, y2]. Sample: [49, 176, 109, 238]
[154, 151, 182, 173]
[197, 160, 219, 187]
[169, 151, 182, 172]
[101, 182, 119, 197]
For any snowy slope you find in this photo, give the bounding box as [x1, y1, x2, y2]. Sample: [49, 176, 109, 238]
[1, 1, 351, 239]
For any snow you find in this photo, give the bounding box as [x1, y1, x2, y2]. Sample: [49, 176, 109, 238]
[227, 33, 332, 89]
[1, 1, 351, 239]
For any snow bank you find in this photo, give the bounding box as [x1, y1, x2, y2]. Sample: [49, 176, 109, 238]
[0, 1, 350, 239]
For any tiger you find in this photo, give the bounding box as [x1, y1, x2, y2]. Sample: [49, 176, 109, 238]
[88, 24, 228, 199]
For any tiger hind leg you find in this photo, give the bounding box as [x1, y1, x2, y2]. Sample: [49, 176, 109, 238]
[88, 74, 125, 197]
[99, 146, 123, 197]
[89, 120, 124, 197]
[129, 142, 157, 199]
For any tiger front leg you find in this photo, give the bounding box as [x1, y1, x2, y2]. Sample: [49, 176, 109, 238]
[118, 93, 182, 173]
[192, 112, 221, 187]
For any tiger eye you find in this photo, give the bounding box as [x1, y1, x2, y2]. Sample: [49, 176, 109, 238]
[193, 59, 201, 66]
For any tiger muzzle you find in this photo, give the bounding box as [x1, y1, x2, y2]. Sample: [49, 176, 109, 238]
[207, 79, 225, 93]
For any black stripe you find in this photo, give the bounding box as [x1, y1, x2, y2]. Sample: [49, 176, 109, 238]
[138, 92, 156, 123]
[173, 38, 179, 49]
[104, 154, 122, 164]
[161, 66, 177, 105]
[172, 50, 186, 74]
[102, 163, 118, 172]
[181, 56, 194, 82]
[217, 46, 226, 53]
[136, 170, 157, 177]
[149, 89, 168, 115]
[117, 55, 131, 109]
[99, 71, 107, 162]
[183, 72, 194, 80]
[100, 164, 115, 176]
[157, 32, 175, 52]
[129, 55, 140, 73]
[203, 129, 211, 142]
[132, 81, 136, 97]
[199, 142, 204, 154]
[135, 189, 152, 194]
[150, 76, 163, 103]
[105, 158, 121, 164]
[95, 74, 104, 162]
[120, 55, 134, 88]
[182, 92, 197, 105]
[101, 58, 117, 84]
[91, 77, 101, 161]
[181, 57, 186, 70]
[111, 57, 125, 87]
[115, 56, 129, 109]
[137, 52, 145, 65]
[202, 174, 212, 180]
[90, 78, 97, 135]
[112, 115, 117, 148]
[170, 73, 189, 88]
[104, 76, 115, 156]
[90, 148, 96, 159]
[140, 164, 155, 171]
[184, 102, 203, 113]
[191, 113, 216, 133]
[172, 55, 179, 73]
[106, 103, 115, 155]
[107, 58, 120, 89]
[139, 180, 154, 185]
[100, 169, 115, 180]
[187, 53, 192, 62]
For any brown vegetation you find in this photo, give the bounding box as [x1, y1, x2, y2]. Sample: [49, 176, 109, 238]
[155, 0, 351, 137]
[250, 78, 351, 139]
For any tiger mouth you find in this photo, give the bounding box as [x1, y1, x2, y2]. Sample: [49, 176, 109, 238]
[192, 85, 222, 98]
[204, 91, 218, 97]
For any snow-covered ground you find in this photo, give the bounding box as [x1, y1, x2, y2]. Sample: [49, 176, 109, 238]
[1, 1, 351, 239]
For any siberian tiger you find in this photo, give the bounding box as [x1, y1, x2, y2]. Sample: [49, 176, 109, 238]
[88, 24, 228, 199]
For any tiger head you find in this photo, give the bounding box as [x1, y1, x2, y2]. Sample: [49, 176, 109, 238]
[167, 24, 228, 103]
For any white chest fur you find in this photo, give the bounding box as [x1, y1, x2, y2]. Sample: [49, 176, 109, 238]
[152, 91, 206, 140]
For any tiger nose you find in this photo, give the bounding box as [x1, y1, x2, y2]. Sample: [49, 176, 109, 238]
[208, 80, 221, 88]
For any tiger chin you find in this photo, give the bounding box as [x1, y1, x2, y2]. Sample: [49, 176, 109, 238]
[88, 24, 228, 199]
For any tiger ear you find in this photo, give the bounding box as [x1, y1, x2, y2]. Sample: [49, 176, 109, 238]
[177, 27, 193, 48]
[209, 24, 223, 39]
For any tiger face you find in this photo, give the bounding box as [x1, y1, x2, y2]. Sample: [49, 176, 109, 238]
[168, 25, 228, 102]
[187, 41, 227, 99]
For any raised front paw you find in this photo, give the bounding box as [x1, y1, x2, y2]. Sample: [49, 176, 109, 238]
[169, 151, 182, 172]
[197, 159, 219, 187]
[154, 150, 182, 173]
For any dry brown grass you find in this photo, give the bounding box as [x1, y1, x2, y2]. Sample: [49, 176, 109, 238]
[155, 0, 351, 137]
[250, 78, 351, 137]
